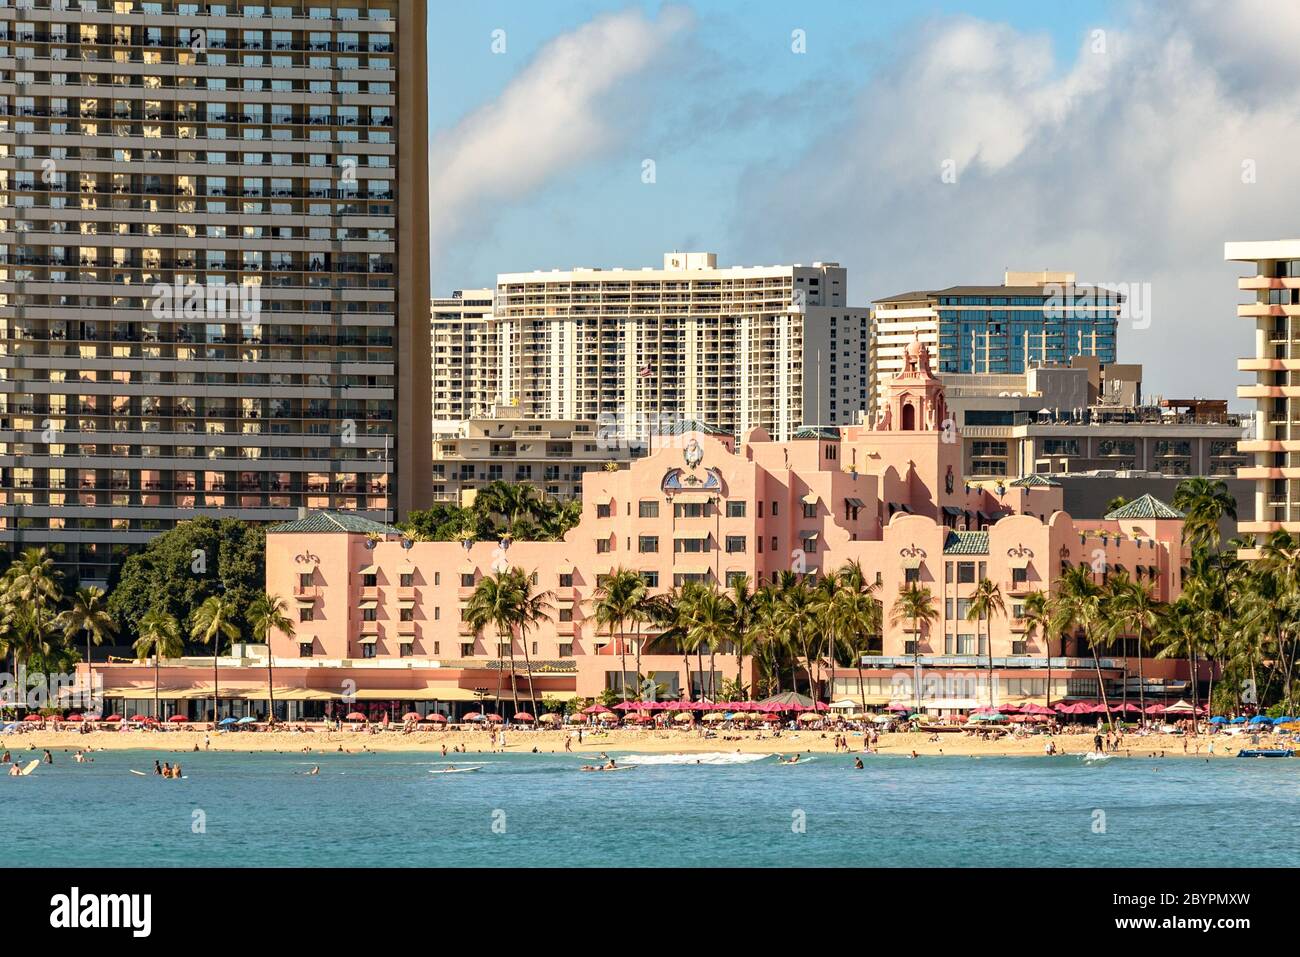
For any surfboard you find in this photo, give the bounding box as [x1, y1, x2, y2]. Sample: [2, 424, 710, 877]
[580, 765, 637, 772]
[19, 760, 39, 776]
[429, 766, 482, 774]
[129, 769, 148, 776]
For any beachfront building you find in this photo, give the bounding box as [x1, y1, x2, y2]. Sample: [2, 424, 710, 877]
[1225, 239, 1300, 557]
[0, 0, 432, 585]
[872, 271, 1121, 416]
[942, 361, 1247, 480]
[493, 252, 871, 441]
[85, 337, 1195, 719]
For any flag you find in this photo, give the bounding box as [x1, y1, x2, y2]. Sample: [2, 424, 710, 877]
[637, 364, 654, 378]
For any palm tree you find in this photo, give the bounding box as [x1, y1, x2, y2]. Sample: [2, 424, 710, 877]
[506, 567, 554, 723]
[891, 584, 938, 713]
[685, 586, 736, 701]
[1020, 590, 1052, 707]
[591, 569, 647, 703]
[1105, 572, 1162, 725]
[1172, 477, 1237, 553]
[774, 578, 821, 700]
[728, 575, 756, 697]
[831, 563, 882, 714]
[190, 594, 240, 725]
[134, 607, 183, 720]
[464, 570, 527, 717]
[248, 592, 295, 723]
[5, 547, 64, 677]
[967, 579, 1006, 707]
[57, 586, 116, 709]
[1051, 565, 1110, 728]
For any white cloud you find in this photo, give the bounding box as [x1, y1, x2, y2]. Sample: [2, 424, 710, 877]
[428, 6, 692, 262]
[730, 2, 1300, 402]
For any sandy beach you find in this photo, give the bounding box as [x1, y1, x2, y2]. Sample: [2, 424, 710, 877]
[0, 726, 1271, 759]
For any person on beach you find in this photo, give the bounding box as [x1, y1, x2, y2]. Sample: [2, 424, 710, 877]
[440, 744, 447, 757]
[42, 750, 52, 765]
[564, 736, 572, 752]
[1093, 733, 1103, 753]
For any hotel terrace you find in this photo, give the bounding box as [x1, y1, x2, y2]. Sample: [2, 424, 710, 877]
[85, 339, 1197, 719]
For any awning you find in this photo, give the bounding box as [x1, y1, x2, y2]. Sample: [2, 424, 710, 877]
[357, 636, 378, 645]
[673, 531, 709, 541]
[673, 492, 714, 505]
[942, 505, 963, 517]
[458, 563, 477, 574]
[977, 510, 996, 522]
[359, 600, 378, 610]
[397, 564, 416, 575]
[889, 502, 912, 514]
[800, 492, 819, 505]
[1007, 553, 1031, 570]
[672, 565, 713, 576]
[265, 688, 339, 701]
[900, 555, 924, 570]
[555, 561, 574, 574]
[1112, 563, 1126, 572]
[396, 635, 415, 644]
[294, 594, 316, 603]
[845, 497, 865, 508]
[358, 564, 379, 575]
[800, 531, 819, 543]
[398, 599, 416, 608]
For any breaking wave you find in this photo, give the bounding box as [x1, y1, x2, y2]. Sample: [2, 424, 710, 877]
[620, 752, 774, 765]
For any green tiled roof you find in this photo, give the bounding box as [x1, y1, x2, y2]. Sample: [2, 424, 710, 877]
[792, 425, 842, 440]
[655, 418, 730, 436]
[1104, 494, 1185, 520]
[943, 530, 989, 555]
[267, 511, 402, 535]
[1008, 474, 1061, 488]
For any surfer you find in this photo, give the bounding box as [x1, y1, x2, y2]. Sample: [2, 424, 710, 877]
[8, 763, 20, 776]
[42, 749, 53, 765]
[853, 757, 864, 769]
[154, 760, 163, 776]
[308, 765, 319, 775]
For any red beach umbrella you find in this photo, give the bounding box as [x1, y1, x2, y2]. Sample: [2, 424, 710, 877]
[344, 712, 367, 721]
[485, 714, 504, 723]
[581, 704, 613, 715]
[64, 713, 84, 722]
[104, 714, 123, 722]
[762, 712, 782, 722]
[422, 713, 447, 722]
[168, 714, 189, 723]
[462, 711, 484, 721]
[512, 712, 534, 722]
[23, 714, 43, 722]
[401, 712, 421, 722]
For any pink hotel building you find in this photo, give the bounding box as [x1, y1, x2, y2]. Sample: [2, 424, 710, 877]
[90, 340, 1196, 718]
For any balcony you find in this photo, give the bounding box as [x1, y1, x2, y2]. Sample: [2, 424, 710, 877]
[1004, 578, 1032, 597]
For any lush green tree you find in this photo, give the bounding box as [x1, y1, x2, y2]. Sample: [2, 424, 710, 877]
[248, 592, 295, 722]
[134, 607, 183, 720]
[1051, 565, 1110, 727]
[890, 584, 938, 712]
[56, 586, 115, 699]
[967, 579, 1006, 707]
[190, 594, 240, 723]
[1173, 477, 1237, 553]
[591, 569, 650, 702]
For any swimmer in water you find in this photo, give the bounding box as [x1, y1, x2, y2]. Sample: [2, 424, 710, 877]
[853, 757, 864, 769]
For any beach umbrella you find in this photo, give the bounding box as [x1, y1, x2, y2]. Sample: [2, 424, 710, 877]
[672, 713, 694, 723]
[537, 713, 562, 724]
[1163, 699, 1197, 714]
[237, 716, 257, 725]
[703, 712, 727, 722]
[168, 714, 188, 723]
[1230, 716, 1248, 724]
[462, 712, 484, 722]
[402, 712, 422, 722]
[885, 702, 910, 712]
[486, 714, 504, 723]
[762, 712, 782, 722]
[105, 714, 122, 722]
[1249, 715, 1274, 725]
[218, 717, 239, 726]
[64, 713, 84, 722]
[422, 713, 448, 723]
[344, 712, 367, 722]
[996, 702, 1022, 713]
[581, 704, 613, 715]
[129, 714, 150, 722]
[1209, 716, 1228, 724]
[512, 712, 534, 722]
[797, 712, 822, 722]
[626, 713, 652, 723]
[23, 714, 43, 723]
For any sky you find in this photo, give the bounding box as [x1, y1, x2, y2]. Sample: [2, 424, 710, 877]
[427, 0, 1300, 406]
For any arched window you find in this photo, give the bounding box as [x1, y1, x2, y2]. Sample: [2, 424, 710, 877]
[901, 403, 916, 431]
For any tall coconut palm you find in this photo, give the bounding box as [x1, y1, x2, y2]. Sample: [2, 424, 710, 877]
[248, 592, 295, 723]
[1051, 565, 1110, 727]
[5, 547, 64, 677]
[56, 586, 116, 710]
[728, 575, 756, 697]
[831, 563, 882, 714]
[1105, 572, 1162, 724]
[967, 579, 1006, 707]
[506, 567, 554, 723]
[191, 594, 240, 724]
[591, 568, 648, 702]
[890, 584, 938, 713]
[774, 579, 821, 700]
[685, 585, 736, 701]
[1020, 590, 1052, 707]
[1172, 476, 1237, 553]
[464, 570, 526, 717]
[134, 607, 183, 720]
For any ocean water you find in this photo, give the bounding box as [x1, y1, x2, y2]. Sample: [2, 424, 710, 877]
[3, 748, 1297, 867]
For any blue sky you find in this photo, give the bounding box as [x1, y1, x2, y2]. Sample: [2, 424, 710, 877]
[425, 0, 1300, 403]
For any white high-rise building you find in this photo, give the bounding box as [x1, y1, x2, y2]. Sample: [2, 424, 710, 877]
[430, 289, 503, 422]
[489, 252, 870, 441]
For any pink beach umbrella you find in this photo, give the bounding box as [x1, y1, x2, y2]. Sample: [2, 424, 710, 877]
[64, 713, 84, 722]
[23, 714, 43, 723]
[485, 714, 504, 723]
[512, 712, 535, 722]
[422, 713, 447, 723]
[581, 704, 613, 715]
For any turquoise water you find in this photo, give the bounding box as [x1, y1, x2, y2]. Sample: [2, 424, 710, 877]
[3, 748, 1297, 867]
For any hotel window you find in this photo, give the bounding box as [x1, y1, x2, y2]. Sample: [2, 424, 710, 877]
[400, 608, 414, 622]
[957, 633, 976, 655]
[299, 641, 313, 657]
[904, 640, 918, 655]
[802, 503, 816, 519]
[299, 608, 314, 622]
[726, 501, 746, 518]
[434, 573, 441, 585]
[727, 572, 747, 589]
[559, 573, 574, 587]
[673, 502, 705, 519]
[362, 644, 376, 659]
[559, 607, 573, 622]
[639, 500, 659, 518]
[956, 598, 973, 620]
[399, 573, 414, 587]
[1011, 640, 1028, 655]
[432, 642, 441, 655]
[559, 643, 574, 658]
[904, 567, 921, 584]
[771, 501, 779, 516]
[399, 643, 411, 659]
[461, 643, 475, 657]
[362, 608, 376, 622]
[675, 537, 707, 554]
[957, 562, 976, 584]
[597, 503, 612, 518]
[1011, 566, 1028, 584]
[640, 572, 659, 588]
[638, 535, 659, 553]
[299, 572, 312, 589]
[597, 539, 612, 554]
[725, 535, 746, 553]
[362, 572, 377, 587]
[434, 608, 441, 621]
[460, 573, 475, 587]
